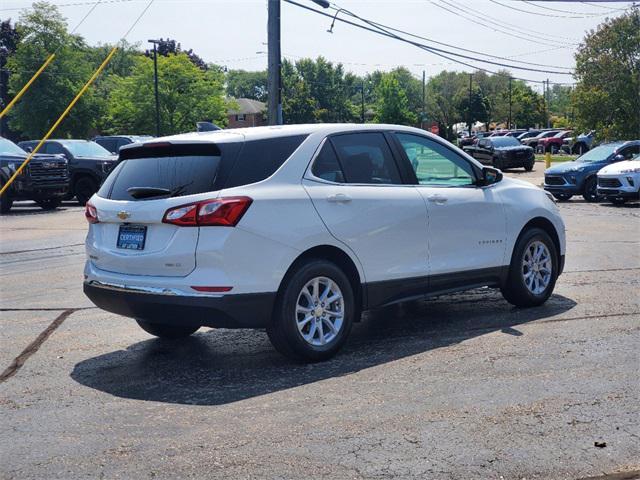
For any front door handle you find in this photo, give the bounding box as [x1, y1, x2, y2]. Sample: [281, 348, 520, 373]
[427, 194, 448, 205]
[327, 193, 352, 203]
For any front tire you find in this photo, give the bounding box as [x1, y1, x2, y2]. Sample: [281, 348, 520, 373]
[0, 179, 13, 214]
[136, 319, 199, 339]
[582, 176, 599, 203]
[553, 193, 572, 201]
[267, 259, 355, 362]
[524, 161, 534, 172]
[74, 176, 98, 206]
[36, 198, 62, 210]
[501, 228, 558, 307]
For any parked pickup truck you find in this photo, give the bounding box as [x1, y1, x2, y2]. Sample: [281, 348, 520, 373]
[19, 139, 116, 205]
[463, 136, 535, 171]
[0, 137, 69, 214]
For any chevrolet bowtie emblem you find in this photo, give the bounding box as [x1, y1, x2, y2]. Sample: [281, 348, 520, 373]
[117, 211, 131, 220]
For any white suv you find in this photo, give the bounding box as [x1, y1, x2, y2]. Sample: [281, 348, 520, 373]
[84, 124, 566, 362]
[597, 152, 640, 204]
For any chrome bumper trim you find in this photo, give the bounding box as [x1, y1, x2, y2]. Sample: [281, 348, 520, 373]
[84, 280, 222, 298]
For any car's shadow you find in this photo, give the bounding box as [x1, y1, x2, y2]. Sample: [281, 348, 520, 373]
[71, 289, 577, 406]
[4, 200, 81, 216]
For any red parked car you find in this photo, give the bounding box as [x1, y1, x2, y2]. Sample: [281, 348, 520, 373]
[538, 130, 573, 154]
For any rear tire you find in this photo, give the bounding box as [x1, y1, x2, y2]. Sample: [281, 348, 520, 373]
[582, 176, 599, 202]
[501, 227, 558, 307]
[36, 198, 62, 210]
[74, 176, 98, 206]
[136, 319, 199, 339]
[267, 259, 355, 362]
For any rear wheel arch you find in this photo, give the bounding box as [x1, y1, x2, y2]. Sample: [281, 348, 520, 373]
[278, 245, 364, 314]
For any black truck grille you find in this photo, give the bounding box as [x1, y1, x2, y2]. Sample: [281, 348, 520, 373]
[545, 175, 565, 186]
[29, 161, 68, 184]
[598, 177, 622, 188]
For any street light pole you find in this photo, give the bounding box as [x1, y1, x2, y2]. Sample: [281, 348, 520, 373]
[148, 39, 161, 137]
[267, 0, 329, 126]
[421, 70, 426, 130]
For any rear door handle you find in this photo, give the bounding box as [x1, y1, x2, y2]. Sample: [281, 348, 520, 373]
[327, 193, 352, 203]
[427, 194, 448, 204]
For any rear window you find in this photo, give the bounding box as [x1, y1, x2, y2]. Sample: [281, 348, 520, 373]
[224, 135, 308, 188]
[98, 135, 307, 200]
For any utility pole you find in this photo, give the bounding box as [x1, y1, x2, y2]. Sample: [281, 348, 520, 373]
[267, 0, 282, 125]
[267, 0, 328, 125]
[546, 79, 550, 129]
[508, 77, 512, 130]
[360, 80, 365, 123]
[148, 39, 161, 137]
[468, 73, 472, 135]
[421, 70, 426, 130]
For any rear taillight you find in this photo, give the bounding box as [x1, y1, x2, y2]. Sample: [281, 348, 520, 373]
[85, 202, 99, 224]
[162, 196, 252, 227]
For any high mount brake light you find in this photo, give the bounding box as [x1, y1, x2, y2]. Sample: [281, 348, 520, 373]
[162, 196, 252, 227]
[85, 202, 99, 224]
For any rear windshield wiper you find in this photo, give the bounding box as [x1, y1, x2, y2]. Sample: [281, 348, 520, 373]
[127, 186, 171, 199]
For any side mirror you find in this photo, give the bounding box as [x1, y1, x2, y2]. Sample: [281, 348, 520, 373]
[479, 166, 503, 186]
[613, 154, 625, 162]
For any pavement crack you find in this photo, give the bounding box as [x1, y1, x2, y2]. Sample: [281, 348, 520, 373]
[0, 243, 84, 256]
[0, 309, 77, 384]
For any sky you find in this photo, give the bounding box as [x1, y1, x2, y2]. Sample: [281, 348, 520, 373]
[1, 0, 636, 93]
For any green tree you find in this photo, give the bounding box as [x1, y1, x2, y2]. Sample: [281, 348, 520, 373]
[425, 71, 466, 138]
[373, 72, 417, 125]
[1, 18, 21, 137]
[457, 87, 490, 129]
[6, 2, 102, 138]
[226, 69, 268, 102]
[511, 83, 545, 128]
[104, 53, 228, 135]
[573, 9, 640, 140]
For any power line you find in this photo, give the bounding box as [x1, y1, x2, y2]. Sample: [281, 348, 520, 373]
[332, 3, 575, 71]
[488, 0, 622, 17]
[442, 0, 581, 43]
[428, 0, 576, 49]
[284, 0, 574, 86]
[323, 3, 574, 75]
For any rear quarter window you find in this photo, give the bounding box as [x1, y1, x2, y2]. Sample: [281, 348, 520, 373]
[223, 135, 308, 188]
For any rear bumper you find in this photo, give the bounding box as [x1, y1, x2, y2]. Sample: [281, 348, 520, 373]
[84, 281, 276, 329]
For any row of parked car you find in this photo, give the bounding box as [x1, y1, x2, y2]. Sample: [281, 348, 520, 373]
[460, 128, 595, 155]
[0, 135, 150, 213]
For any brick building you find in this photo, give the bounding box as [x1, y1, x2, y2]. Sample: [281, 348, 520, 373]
[227, 98, 267, 128]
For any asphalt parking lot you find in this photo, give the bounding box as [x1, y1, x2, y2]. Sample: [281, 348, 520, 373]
[1, 164, 639, 480]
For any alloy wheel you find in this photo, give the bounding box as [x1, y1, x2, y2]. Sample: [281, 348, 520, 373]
[295, 276, 344, 346]
[522, 240, 552, 295]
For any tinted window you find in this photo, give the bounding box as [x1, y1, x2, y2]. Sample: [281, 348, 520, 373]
[330, 133, 401, 184]
[101, 153, 223, 201]
[63, 141, 111, 158]
[311, 141, 345, 183]
[224, 135, 307, 188]
[491, 137, 521, 147]
[45, 142, 66, 155]
[96, 138, 117, 154]
[396, 133, 476, 187]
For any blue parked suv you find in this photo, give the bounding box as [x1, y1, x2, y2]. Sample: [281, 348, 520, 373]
[544, 141, 640, 202]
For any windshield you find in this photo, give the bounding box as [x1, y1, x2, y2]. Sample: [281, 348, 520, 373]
[491, 137, 521, 147]
[537, 131, 558, 139]
[554, 131, 569, 138]
[577, 143, 621, 162]
[63, 141, 112, 158]
[0, 138, 26, 156]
